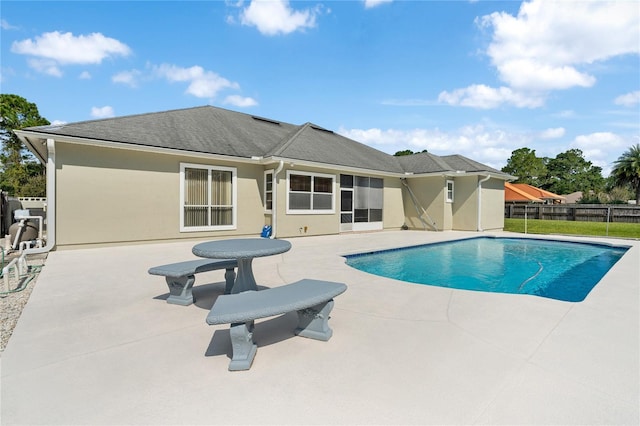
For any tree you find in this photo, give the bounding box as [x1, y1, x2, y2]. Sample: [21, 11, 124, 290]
[0, 94, 49, 196]
[610, 144, 640, 204]
[501, 148, 547, 185]
[393, 149, 428, 156]
[543, 149, 605, 195]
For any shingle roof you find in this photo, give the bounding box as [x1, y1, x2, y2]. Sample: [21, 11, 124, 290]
[269, 123, 404, 173]
[395, 152, 456, 173]
[26, 106, 298, 158]
[22, 105, 512, 178]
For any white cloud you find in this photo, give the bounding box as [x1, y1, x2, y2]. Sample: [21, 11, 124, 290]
[554, 110, 577, 119]
[339, 124, 633, 174]
[614, 91, 640, 107]
[364, 0, 392, 9]
[496, 59, 595, 91]
[478, 0, 639, 92]
[91, 106, 115, 118]
[539, 127, 565, 139]
[571, 132, 628, 174]
[11, 31, 131, 75]
[1, 19, 18, 30]
[223, 95, 258, 107]
[27, 58, 62, 77]
[153, 63, 239, 98]
[79, 71, 91, 79]
[438, 84, 544, 109]
[239, 0, 319, 35]
[338, 124, 529, 170]
[443, 1, 639, 110]
[50, 120, 67, 126]
[112, 69, 141, 87]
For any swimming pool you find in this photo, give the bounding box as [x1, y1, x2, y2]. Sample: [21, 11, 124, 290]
[344, 237, 630, 302]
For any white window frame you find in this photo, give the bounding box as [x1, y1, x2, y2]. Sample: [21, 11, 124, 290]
[446, 179, 454, 203]
[264, 170, 274, 213]
[180, 163, 237, 232]
[286, 170, 336, 214]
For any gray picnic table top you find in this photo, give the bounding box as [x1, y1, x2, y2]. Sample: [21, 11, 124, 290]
[192, 238, 291, 294]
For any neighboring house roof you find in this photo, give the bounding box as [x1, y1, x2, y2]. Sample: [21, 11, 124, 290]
[505, 182, 543, 203]
[17, 105, 513, 179]
[563, 191, 583, 204]
[504, 182, 565, 203]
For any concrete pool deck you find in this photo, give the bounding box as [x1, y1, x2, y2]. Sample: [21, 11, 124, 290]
[1, 230, 638, 425]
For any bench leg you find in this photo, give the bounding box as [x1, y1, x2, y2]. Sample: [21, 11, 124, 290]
[228, 321, 258, 371]
[224, 268, 236, 295]
[295, 299, 335, 341]
[165, 275, 195, 306]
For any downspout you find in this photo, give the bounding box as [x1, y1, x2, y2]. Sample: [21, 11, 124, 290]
[477, 175, 491, 231]
[23, 138, 56, 254]
[270, 160, 284, 239]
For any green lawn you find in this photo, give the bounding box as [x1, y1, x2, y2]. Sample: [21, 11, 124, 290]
[504, 218, 640, 239]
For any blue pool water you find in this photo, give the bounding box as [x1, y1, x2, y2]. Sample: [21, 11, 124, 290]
[344, 237, 629, 302]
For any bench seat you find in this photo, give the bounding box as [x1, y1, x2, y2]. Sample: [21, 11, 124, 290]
[148, 259, 237, 306]
[207, 279, 347, 371]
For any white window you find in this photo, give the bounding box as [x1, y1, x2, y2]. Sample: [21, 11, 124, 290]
[180, 163, 237, 232]
[446, 180, 454, 203]
[264, 170, 274, 212]
[286, 170, 335, 214]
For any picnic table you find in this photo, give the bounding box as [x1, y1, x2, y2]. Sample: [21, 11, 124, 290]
[192, 238, 291, 294]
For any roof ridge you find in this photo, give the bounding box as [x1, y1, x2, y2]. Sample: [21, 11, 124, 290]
[39, 105, 214, 130]
[513, 183, 564, 199]
[267, 122, 313, 157]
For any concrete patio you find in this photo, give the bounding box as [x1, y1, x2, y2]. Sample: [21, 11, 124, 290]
[1, 231, 638, 425]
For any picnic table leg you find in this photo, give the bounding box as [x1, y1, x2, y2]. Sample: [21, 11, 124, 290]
[224, 267, 236, 295]
[231, 258, 257, 294]
[228, 321, 258, 371]
[295, 300, 335, 341]
[165, 275, 196, 306]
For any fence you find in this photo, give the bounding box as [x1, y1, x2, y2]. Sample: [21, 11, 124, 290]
[504, 204, 640, 224]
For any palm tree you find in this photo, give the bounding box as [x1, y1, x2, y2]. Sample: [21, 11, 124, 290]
[611, 144, 640, 204]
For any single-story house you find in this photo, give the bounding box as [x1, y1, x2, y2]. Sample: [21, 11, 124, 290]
[15, 105, 514, 249]
[504, 183, 565, 205]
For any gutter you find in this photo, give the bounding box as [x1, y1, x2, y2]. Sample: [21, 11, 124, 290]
[23, 138, 56, 254]
[477, 175, 491, 231]
[270, 160, 285, 239]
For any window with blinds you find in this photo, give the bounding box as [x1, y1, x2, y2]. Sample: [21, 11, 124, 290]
[180, 163, 236, 231]
[286, 170, 335, 214]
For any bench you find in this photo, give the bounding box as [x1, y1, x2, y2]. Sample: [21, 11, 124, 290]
[207, 279, 347, 371]
[148, 259, 237, 306]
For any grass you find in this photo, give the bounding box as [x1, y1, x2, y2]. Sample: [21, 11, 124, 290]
[504, 218, 640, 239]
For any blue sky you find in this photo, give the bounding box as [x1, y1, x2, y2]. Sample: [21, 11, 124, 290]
[1, 0, 639, 176]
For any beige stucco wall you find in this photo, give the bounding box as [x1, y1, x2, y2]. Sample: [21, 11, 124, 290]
[52, 141, 505, 247]
[401, 176, 445, 231]
[271, 165, 339, 238]
[382, 178, 405, 230]
[480, 178, 505, 231]
[55, 142, 266, 247]
[451, 176, 478, 231]
[55, 145, 408, 246]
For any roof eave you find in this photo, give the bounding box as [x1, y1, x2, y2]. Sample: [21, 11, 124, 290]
[265, 156, 407, 177]
[14, 130, 48, 163]
[15, 130, 263, 165]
